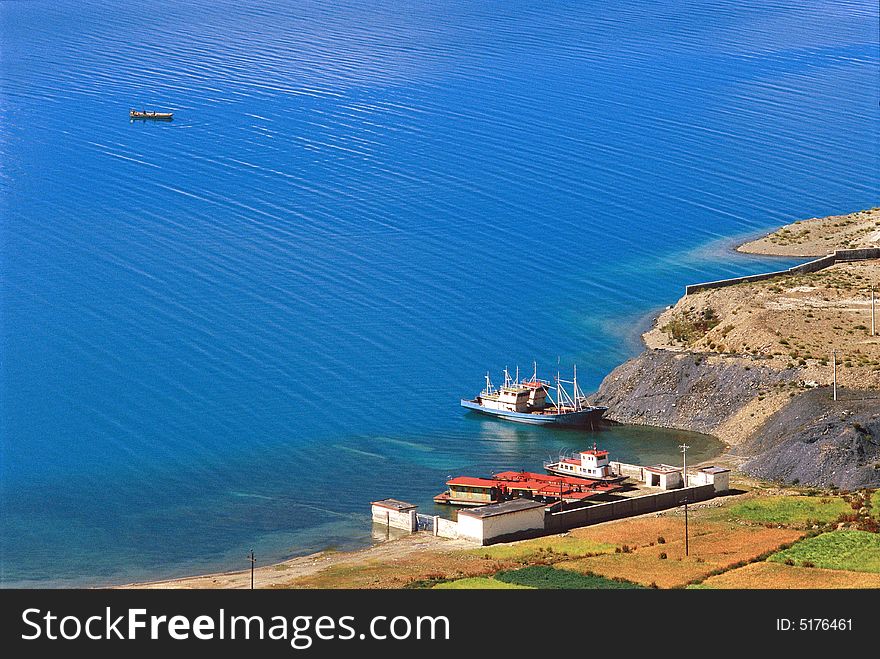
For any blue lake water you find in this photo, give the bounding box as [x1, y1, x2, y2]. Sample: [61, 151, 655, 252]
[1, 0, 877, 586]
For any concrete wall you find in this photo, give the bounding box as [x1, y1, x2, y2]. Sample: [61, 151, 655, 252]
[610, 461, 644, 480]
[371, 505, 417, 532]
[544, 484, 715, 533]
[685, 248, 880, 295]
[435, 516, 460, 539]
[457, 506, 546, 545]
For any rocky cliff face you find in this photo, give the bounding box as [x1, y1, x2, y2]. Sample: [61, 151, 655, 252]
[591, 349, 880, 489]
[592, 350, 791, 435]
[735, 389, 880, 490]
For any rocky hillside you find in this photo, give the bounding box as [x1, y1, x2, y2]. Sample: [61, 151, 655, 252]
[592, 350, 880, 488]
[590, 216, 879, 489]
[591, 350, 793, 438]
[735, 388, 880, 490]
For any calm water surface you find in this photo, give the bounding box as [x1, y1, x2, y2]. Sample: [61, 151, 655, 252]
[1, 1, 877, 586]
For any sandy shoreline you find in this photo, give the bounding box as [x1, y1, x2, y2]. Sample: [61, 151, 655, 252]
[119, 533, 476, 589]
[736, 208, 879, 257]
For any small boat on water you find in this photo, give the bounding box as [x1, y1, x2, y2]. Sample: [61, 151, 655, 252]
[130, 109, 173, 120]
[544, 443, 627, 483]
[460, 363, 607, 427]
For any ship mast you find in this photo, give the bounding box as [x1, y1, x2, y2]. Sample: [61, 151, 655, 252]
[556, 370, 561, 411]
[573, 364, 579, 411]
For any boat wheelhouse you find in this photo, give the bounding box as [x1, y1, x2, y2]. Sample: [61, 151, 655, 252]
[544, 444, 626, 483]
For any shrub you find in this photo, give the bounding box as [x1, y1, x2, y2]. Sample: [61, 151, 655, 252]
[657, 536, 666, 544]
[659, 552, 667, 560]
[662, 307, 721, 344]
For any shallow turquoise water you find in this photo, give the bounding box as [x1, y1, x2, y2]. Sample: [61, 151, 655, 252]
[1, 0, 877, 586]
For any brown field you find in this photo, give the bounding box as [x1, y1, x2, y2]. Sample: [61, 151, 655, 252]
[556, 517, 803, 589]
[566, 514, 729, 549]
[699, 561, 880, 589]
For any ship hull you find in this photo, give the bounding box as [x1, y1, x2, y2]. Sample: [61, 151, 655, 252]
[460, 399, 607, 427]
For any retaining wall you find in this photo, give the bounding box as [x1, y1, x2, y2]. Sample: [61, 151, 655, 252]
[685, 248, 880, 295]
[610, 461, 645, 481]
[544, 484, 715, 533]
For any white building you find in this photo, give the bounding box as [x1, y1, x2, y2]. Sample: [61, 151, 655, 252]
[371, 498, 418, 532]
[456, 498, 547, 545]
[691, 466, 730, 493]
[643, 464, 683, 490]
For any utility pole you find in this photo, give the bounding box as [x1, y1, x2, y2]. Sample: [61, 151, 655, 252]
[684, 497, 689, 557]
[871, 285, 875, 336]
[248, 549, 256, 590]
[679, 443, 690, 488]
[832, 349, 837, 401]
[680, 443, 690, 557]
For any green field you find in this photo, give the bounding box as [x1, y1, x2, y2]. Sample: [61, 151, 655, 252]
[872, 490, 880, 520]
[433, 577, 532, 590]
[768, 530, 880, 573]
[727, 496, 848, 525]
[494, 566, 644, 589]
[472, 536, 615, 562]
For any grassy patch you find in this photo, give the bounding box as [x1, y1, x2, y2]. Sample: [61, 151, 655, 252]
[768, 531, 880, 573]
[727, 496, 848, 525]
[473, 536, 615, 562]
[871, 490, 880, 520]
[433, 577, 532, 590]
[494, 566, 644, 589]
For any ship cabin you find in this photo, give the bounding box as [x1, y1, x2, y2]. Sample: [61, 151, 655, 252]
[557, 448, 610, 478]
[434, 477, 501, 506]
[478, 378, 550, 414]
[520, 379, 549, 410]
[478, 384, 532, 413]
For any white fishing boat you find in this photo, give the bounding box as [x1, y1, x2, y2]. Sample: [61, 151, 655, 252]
[460, 363, 607, 427]
[544, 443, 626, 483]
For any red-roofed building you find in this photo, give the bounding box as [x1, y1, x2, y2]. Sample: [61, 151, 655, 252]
[434, 469, 622, 506]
